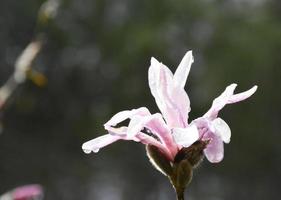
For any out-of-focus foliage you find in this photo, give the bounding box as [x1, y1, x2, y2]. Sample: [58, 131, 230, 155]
[0, 0, 280, 199]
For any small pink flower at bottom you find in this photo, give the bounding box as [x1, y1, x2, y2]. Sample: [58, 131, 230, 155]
[82, 51, 257, 164]
[0, 184, 43, 200]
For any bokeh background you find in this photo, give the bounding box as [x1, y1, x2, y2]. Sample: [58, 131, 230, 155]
[0, 0, 280, 199]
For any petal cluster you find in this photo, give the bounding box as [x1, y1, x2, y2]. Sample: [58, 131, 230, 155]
[82, 51, 257, 163]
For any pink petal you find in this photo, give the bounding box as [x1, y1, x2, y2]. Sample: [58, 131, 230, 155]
[82, 134, 122, 153]
[127, 113, 178, 158]
[143, 113, 179, 157]
[212, 118, 231, 143]
[173, 51, 193, 89]
[169, 51, 193, 125]
[12, 184, 43, 200]
[169, 86, 190, 126]
[107, 126, 166, 150]
[104, 107, 150, 127]
[203, 133, 224, 163]
[148, 57, 173, 118]
[148, 57, 188, 128]
[204, 84, 257, 119]
[83, 125, 173, 159]
[229, 85, 258, 103]
[126, 115, 145, 137]
[172, 124, 199, 148]
[192, 117, 227, 163]
[192, 117, 215, 137]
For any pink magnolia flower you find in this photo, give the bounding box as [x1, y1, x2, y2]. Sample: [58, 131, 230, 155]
[82, 51, 257, 163]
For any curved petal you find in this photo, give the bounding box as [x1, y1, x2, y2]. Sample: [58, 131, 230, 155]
[106, 125, 173, 160]
[82, 134, 121, 153]
[148, 58, 174, 123]
[127, 113, 178, 158]
[149, 58, 174, 111]
[3, 185, 43, 200]
[204, 84, 257, 119]
[229, 85, 258, 103]
[204, 134, 224, 163]
[173, 51, 193, 88]
[169, 51, 194, 126]
[212, 118, 231, 143]
[145, 113, 179, 157]
[169, 86, 190, 126]
[192, 117, 215, 138]
[172, 124, 199, 147]
[148, 57, 189, 127]
[192, 117, 225, 163]
[82, 126, 172, 159]
[104, 107, 150, 127]
[126, 115, 144, 137]
[107, 124, 173, 160]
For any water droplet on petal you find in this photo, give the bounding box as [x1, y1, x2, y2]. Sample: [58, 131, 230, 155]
[83, 149, 92, 154]
[92, 148, 100, 153]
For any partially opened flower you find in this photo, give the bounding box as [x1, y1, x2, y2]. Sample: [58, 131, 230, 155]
[82, 51, 200, 162]
[82, 51, 257, 199]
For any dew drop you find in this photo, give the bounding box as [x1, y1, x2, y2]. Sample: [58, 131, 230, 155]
[83, 149, 92, 154]
[92, 148, 100, 153]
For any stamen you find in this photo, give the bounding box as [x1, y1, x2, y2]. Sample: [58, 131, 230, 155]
[142, 127, 161, 141]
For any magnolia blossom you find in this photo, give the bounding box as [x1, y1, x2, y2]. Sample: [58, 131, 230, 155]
[82, 51, 257, 163]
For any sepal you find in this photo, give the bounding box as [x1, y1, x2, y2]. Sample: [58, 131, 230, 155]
[146, 145, 173, 177]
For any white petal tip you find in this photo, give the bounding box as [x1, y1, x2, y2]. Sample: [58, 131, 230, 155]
[230, 83, 238, 88]
[206, 153, 224, 163]
[185, 51, 194, 62]
[241, 85, 258, 99]
[151, 57, 159, 65]
[252, 85, 258, 92]
[209, 158, 223, 163]
[103, 124, 110, 128]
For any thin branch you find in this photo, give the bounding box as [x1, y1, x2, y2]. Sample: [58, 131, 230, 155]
[0, 0, 61, 110]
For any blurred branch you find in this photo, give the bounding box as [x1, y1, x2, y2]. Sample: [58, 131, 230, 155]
[0, 0, 61, 110]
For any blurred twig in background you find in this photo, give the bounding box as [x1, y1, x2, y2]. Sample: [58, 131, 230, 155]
[0, 0, 61, 132]
[0, 0, 61, 110]
[0, 39, 43, 109]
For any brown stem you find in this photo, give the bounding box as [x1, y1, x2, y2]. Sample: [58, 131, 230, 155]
[175, 187, 185, 200]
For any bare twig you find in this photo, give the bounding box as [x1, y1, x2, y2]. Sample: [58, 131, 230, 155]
[0, 0, 61, 110]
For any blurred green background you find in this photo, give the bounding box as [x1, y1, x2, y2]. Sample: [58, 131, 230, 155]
[0, 0, 280, 199]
